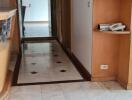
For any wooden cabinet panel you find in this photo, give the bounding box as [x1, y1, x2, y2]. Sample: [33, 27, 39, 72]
[0, 43, 10, 92]
[92, 0, 132, 89]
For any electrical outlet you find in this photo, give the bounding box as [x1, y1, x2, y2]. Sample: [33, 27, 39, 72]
[100, 65, 109, 70]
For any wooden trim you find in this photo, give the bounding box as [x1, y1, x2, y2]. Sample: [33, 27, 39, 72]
[22, 37, 57, 43]
[24, 21, 49, 24]
[14, 80, 86, 86]
[71, 53, 91, 81]
[92, 76, 116, 82]
[12, 52, 22, 86]
[12, 0, 21, 54]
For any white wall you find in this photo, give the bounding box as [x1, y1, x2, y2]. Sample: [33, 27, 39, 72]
[22, 0, 49, 21]
[71, 0, 93, 74]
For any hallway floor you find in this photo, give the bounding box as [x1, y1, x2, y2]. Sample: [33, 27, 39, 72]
[24, 23, 51, 37]
[9, 81, 132, 100]
[17, 40, 83, 84]
[9, 40, 132, 100]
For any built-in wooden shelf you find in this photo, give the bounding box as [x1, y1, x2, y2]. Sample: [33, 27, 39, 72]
[94, 30, 131, 35]
[0, 8, 16, 20]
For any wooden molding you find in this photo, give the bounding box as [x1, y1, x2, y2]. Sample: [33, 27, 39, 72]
[12, 51, 22, 86]
[92, 76, 116, 82]
[70, 53, 91, 81]
[22, 37, 57, 43]
[14, 80, 86, 86]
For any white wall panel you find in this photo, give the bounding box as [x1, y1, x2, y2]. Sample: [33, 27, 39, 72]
[71, 0, 93, 74]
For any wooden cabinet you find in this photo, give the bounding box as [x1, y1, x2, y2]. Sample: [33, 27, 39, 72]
[0, 8, 18, 99]
[92, 0, 132, 89]
[0, 0, 21, 99]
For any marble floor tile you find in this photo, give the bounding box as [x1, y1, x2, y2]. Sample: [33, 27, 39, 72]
[18, 40, 83, 84]
[9, 81, 132, 100]
[41, 84, 66, 100]
[9, 85, 42, 100]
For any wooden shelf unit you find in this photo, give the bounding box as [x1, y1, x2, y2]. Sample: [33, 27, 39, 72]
[0, 7, 17, 95]
[92, 0, 132, 89]
[0, 0, 20, 99]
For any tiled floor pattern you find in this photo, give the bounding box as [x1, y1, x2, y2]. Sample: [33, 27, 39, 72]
[18, 40, 83, 84]
[9, 81, 132, 100]
[24, 23, 51, 37]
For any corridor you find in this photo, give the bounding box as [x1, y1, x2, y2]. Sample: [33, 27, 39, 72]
[17, 40, 83, 84]
[1, 0, 132, 100]
[9, 40, 132, 100]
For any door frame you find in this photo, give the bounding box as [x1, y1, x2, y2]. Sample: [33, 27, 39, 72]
[17, 0, 54, 40]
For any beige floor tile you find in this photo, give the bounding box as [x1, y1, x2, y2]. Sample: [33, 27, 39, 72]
[9, 82, 132, 100]
[9, 85, 42, 100]
[41, 84, 66, 100]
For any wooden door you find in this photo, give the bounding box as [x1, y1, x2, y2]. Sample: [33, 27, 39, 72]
[51, 0, 71, 52]
[61, 0, 71, 52]
[56, 0, 63, 42]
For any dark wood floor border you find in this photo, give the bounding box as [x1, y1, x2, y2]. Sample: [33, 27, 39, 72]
[14, 80, 86, 86]
[70, 53, 91, 81]
[57, 39, 91, 81]
[22, 36, 57, 43]
[12, 52, 22, 86]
